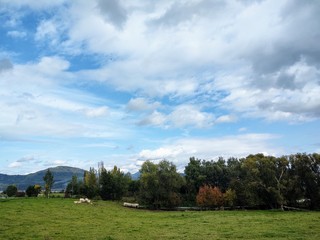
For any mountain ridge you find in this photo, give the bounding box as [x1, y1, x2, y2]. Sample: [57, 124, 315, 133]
[0, 166, 85, 191]
[0, 166, 141, 192]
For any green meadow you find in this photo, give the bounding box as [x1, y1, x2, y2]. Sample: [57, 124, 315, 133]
[0, 198, 319, 240]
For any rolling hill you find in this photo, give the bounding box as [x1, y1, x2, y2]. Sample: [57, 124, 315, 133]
[0, 166, 85, 192]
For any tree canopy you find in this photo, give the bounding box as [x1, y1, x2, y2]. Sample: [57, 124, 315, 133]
[63, 153, 320, 210]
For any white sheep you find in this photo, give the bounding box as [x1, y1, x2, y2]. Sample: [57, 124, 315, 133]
[123, 202, 139, 208]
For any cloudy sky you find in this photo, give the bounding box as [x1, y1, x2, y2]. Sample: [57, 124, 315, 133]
[0, 0, 319, 174]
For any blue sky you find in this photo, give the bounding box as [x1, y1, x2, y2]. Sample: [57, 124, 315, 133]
[0, 0, 319, 174]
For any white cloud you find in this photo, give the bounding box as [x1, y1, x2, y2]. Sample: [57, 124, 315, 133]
[168, 105, 214, 128]
[219, 59, 320, 122]
[137, 104, 215, 129]
[238, 127, 247, 132]
[35, 20, 59, 43]
[138, 111, 166, 127]
[215, 115, 237, 124]
[36, 56, 70, 73]
[52, 159, 66, 165]
[0, 56, 129, 139]
[139, 147, 184, 160]
[126, 98, 160, 112]
[9, 0, 314, 124]
[84, 106, 109, 118]
[137, 133, 282, 167]
[7, 30, 27, 38]
[9, 161, 22, 168]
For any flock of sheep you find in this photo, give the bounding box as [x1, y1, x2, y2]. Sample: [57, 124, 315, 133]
[73, 198, 139, 208]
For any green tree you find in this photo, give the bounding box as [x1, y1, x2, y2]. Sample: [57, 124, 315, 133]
[139, 160, 184, 209]
[43, 169, 54, 198]
[99, 166, 131, 200]
[83, 167, 98, 198]
[184, 157, 230, 205]
[110, 166, 131, 200]
[6, 185, 17, 197]
[224, 188, 237, 207]
[26, 185, 41, 197]
[235, 154, 289, 209]
[128, 179, 140, 198]
[99, 168, 113, 200]
[203, 157, 229, 191]
[138, 161, 158, 208]
[65, 175, 80, 198]
[184, 157, 206, 203]
[287, 153, 320, 209]
[226, 157, 247, 206]
[157, 160, 185, 208]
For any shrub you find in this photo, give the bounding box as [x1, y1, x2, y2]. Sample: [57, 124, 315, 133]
[6, 185, 18, 197]
[196, 185, 224, 208]
[26, 185, 41, 197]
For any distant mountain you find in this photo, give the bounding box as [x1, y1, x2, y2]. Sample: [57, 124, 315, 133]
[0, 166, 85, 191]
[130, 172, 140, 180]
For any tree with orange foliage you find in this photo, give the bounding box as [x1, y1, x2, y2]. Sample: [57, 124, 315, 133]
[196, 185, 224, 208]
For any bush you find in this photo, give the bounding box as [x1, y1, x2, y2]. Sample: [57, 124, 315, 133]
[196, 185, 224, 208]
[6, 185, 17, 197]
[26, 185, 41, 197]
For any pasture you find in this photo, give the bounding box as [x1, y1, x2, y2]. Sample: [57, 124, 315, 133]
[0, 198, 319, 240]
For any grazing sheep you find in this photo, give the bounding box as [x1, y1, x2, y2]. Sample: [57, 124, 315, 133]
[74, 198, 92, 204]
[123, 202, 139, 208]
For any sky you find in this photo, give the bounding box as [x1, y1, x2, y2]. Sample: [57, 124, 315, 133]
[0, 0, 319, 175]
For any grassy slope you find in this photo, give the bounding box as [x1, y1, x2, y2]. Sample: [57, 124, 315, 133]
[0, 198, 319, 240]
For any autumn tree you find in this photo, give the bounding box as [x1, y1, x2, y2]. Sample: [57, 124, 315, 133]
[196, 185, 224, 208]
[185, 157, 230, 204]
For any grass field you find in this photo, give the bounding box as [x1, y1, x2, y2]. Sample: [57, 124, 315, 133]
[0, 198, 319, 240]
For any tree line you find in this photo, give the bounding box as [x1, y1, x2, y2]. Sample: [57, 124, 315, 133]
[3, 169, 54, 198]
[64, 153, 320, 210]
[4, 153, 318, 210]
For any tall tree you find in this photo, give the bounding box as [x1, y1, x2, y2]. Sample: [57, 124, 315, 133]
[99, 166, 130, 200]
[139, 160, 184, 209]
[65, 175, 80, 198]
[184, 157, 206, 203]
[287, 153, 320, 209]
[83, 167, 98, 198]
[139, 161, 159, 208]
[43, 169, 54, 198]
[184, 157, 230, 204]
